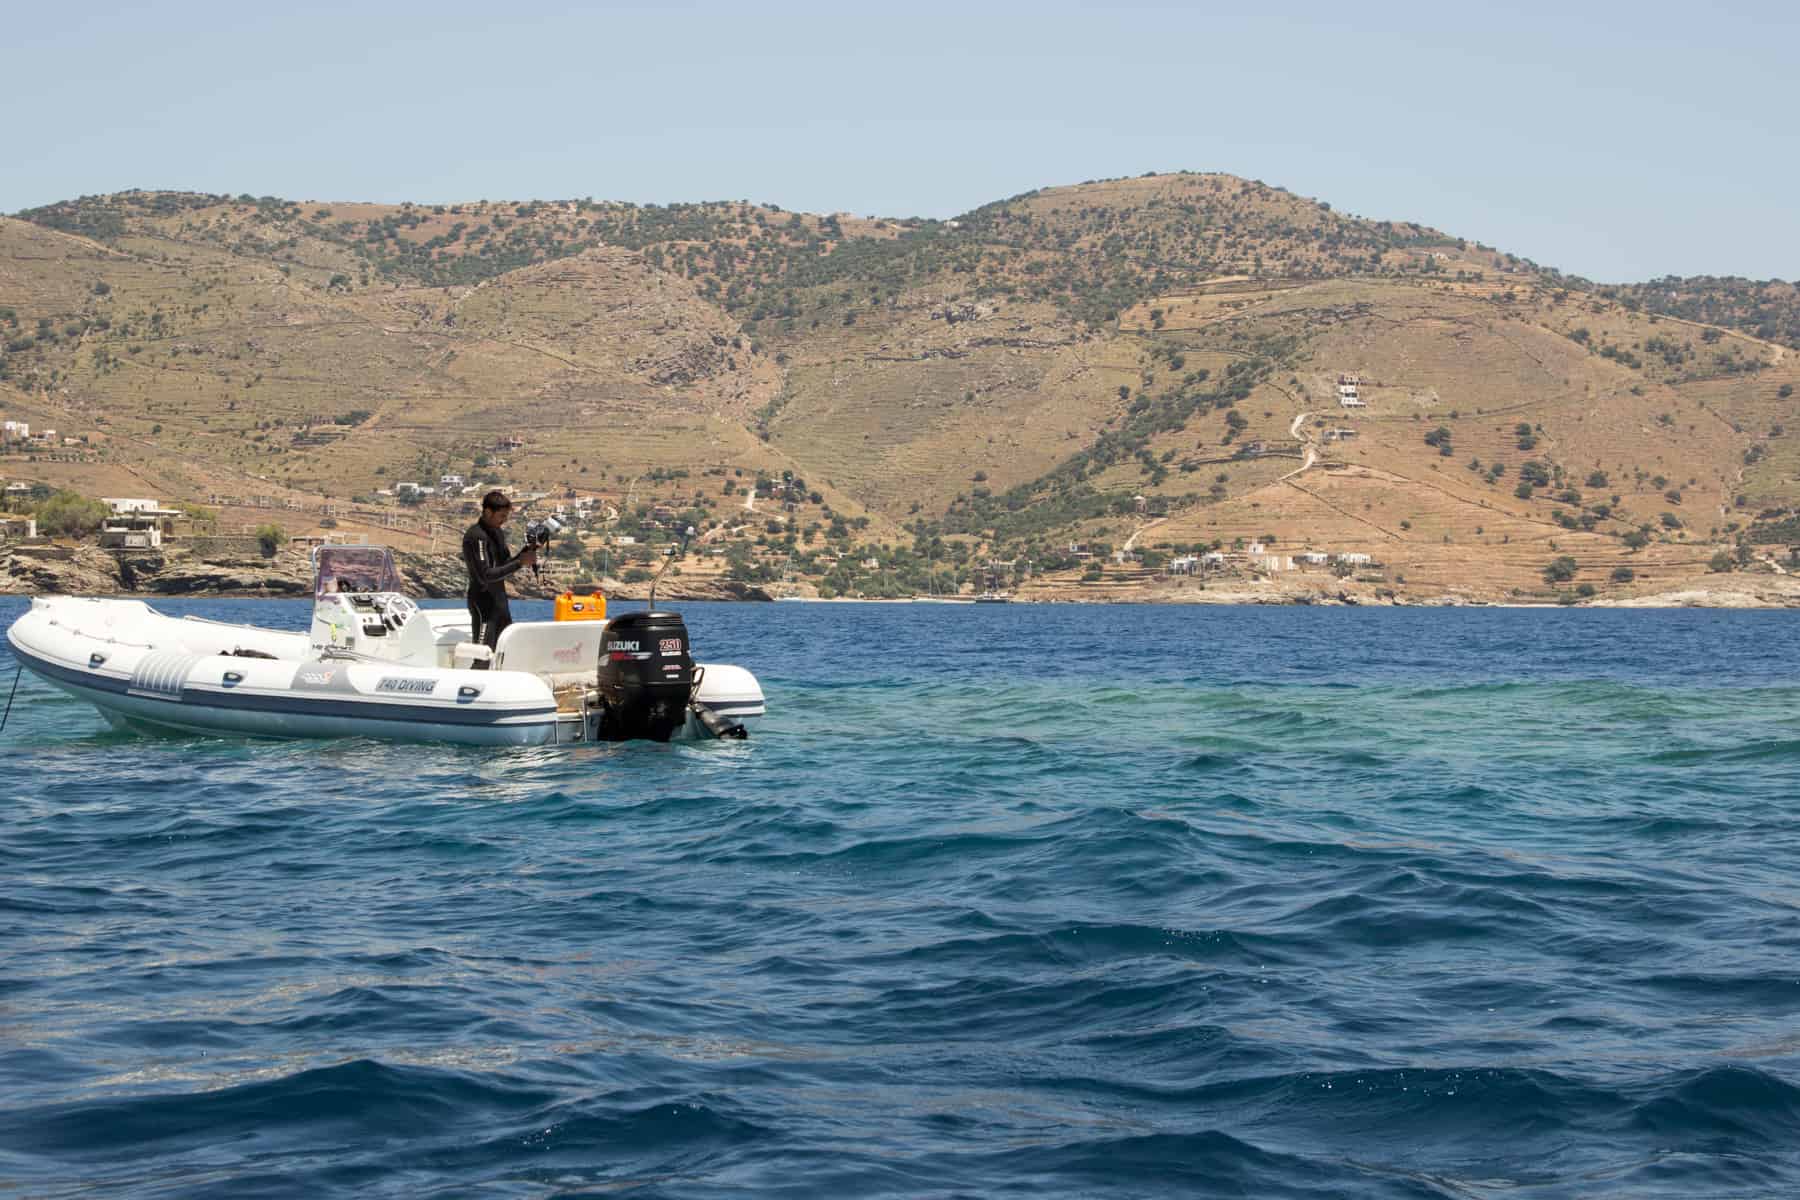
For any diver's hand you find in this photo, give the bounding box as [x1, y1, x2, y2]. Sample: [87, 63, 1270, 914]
[519, 544, 539, 567]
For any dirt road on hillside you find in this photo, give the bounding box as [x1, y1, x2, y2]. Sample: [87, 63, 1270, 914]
[1282, 411, 1319, 481]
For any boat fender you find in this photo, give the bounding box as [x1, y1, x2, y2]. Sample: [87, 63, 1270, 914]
[690, 701, 748, 740]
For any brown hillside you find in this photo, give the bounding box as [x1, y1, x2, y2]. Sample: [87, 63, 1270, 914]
[5, 175, 1798, 601]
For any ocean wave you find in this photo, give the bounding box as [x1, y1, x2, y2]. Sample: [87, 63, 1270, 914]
[868, 922, 1287, 971]
[1645, 738, 1800, 766]
[1627, 1065, 1800, 1145]
[960, 1128, 1452, 1198]
[0, 1059, 554, 1160]
[1627, 974, 1800, 1015]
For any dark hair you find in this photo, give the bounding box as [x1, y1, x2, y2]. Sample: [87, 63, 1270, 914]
[481, 490, 511, 511]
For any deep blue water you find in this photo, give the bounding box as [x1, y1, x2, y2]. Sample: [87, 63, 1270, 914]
[5, 597, 1800, 1197]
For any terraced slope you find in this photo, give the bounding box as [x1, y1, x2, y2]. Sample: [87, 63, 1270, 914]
[5, 174, 1798, 598]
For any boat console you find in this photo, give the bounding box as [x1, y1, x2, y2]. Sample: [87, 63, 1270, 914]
[307, 545, 464, 666]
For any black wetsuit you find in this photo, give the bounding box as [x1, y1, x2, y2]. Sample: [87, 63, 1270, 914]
[462, 519, 529, 655]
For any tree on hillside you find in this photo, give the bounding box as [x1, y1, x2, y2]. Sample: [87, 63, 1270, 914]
[34, 491, 110, 538]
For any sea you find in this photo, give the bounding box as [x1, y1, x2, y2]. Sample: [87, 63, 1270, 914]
[4, 597, 1800, 1198]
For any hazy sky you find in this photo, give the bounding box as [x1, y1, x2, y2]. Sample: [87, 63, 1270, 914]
[5, 0, 1794, 282]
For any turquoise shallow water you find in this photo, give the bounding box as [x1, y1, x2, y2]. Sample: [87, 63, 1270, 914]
[5, 598, 1800, 1197]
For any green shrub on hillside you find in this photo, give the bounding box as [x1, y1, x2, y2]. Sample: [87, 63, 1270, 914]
[34, 491, 110, 538]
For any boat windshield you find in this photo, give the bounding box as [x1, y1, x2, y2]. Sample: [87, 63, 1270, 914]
[313, 546, 406, 599]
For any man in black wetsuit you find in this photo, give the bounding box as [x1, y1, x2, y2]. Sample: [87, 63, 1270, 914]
[462, 490, 536, 664]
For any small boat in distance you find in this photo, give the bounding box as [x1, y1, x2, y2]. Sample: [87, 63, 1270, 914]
[974, 561, 1012, 602]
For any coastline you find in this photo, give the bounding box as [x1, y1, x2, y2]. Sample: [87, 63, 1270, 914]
[0, 544, 771, 604]
[4, 544, 1798, 608]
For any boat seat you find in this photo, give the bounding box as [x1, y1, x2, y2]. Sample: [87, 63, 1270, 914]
[491, 621, 600, 688]
[453, 642, 492, 670]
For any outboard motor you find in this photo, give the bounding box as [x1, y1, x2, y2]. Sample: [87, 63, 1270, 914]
[596, 610, 695, 741]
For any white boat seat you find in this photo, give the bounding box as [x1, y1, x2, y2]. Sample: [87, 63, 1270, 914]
[491, 621, 602, 687]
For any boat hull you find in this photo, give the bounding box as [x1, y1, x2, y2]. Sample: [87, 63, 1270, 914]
[9, 632, 561, 745]
[46, 671, 559, 744]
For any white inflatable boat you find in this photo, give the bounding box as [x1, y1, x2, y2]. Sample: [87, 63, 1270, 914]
[4, 545, 764, 745]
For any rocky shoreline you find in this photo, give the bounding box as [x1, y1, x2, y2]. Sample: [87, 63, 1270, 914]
[1017, 576, 1800, 608]
[3, 544, 1795, 608]
[0, 545, 772, 603]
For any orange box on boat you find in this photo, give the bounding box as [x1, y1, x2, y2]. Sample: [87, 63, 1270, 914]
[554, 591, 607, 621]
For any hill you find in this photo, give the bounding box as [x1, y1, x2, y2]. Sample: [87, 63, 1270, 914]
[1609, 276, 1800, 350]
[4, 174, 1798, 602]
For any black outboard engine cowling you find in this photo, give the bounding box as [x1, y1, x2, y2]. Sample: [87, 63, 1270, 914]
[596, 610, 695, 741]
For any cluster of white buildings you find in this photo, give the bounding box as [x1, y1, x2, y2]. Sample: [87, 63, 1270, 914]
[1167, 545, 1375, 576]
[1337, 374, 1366, 408]
[392, 475, 474, 500]
[1074, 538, 1377, 577]
[2, 419, 80, 448]
[97, 498, 187, 550]
[3, 418, 91, 451]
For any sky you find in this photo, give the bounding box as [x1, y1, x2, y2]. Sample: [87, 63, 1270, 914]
[3, 0, 1795, 283]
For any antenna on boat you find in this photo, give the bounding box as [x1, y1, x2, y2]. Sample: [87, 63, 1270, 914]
[647, 525, 696, 610]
